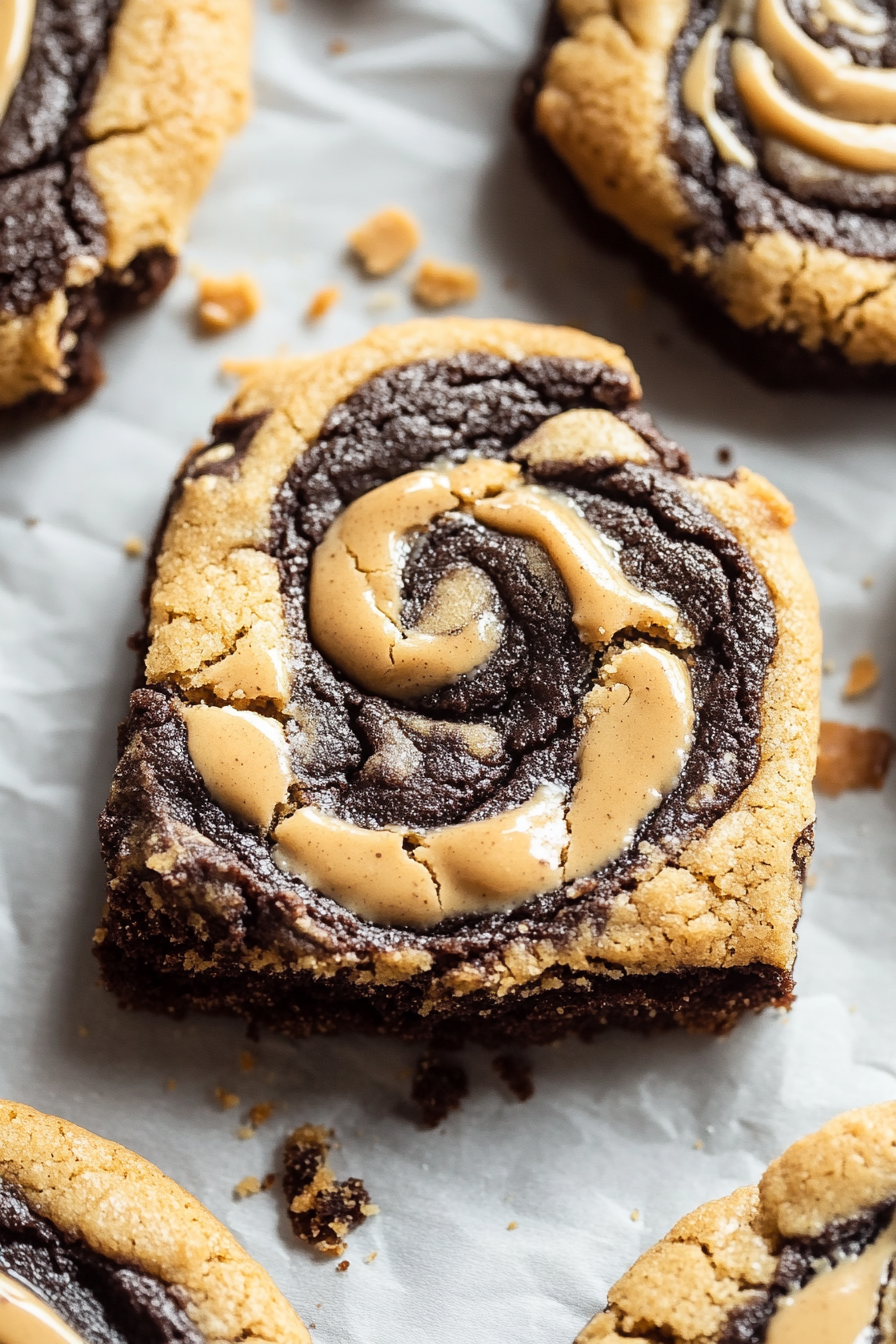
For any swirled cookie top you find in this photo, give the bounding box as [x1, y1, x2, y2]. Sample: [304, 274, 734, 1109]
[0, 1, 34, 125]
[152, 352, 776, 933]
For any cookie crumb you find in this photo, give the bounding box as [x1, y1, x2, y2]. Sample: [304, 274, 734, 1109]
[262, 1172, 276, 1190]
[271, 0, 287, 10]
[283, 1125, 373, 1256]
[336, 1261, 349, 1273]
[492, 1055, 534, 1102]
[843, 652, 879, 699]
[306, 286, 340, 322]
[862, 575, 875, 588]
[166, 1078, 177, 1092]
[364, 1251, 377, 1264]
[233, 1176, 261, 1199]
[693, 1139, 703, 1149]
[349, 207, 420, 276]
[630, 1209, 640, 1222]
[328, 38, 347, 54]
[236, 1125, 254, 1141]
[239, 1050, 256, 1072]
[215, 1087, 240, 1111]
[815, 720, 894, 796]
[411, 1052, 469, 1128]
[366, 291, 397, 313]
[197, 273, 262, 334]
[249, 1101, 275, 1128]
[716, 446, 733, 465]
[507, 1221, 518, 1230]
[822, 658, 836, 674]
[412, 258, 478, 308]
[122, 536, 144, 558]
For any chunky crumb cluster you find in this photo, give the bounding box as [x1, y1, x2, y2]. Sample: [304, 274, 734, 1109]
[283, 1126, 375, 1255]
[816, 720, 894, 796]
[412, 258, 480, 307]
[197, 274, 262, 334]
[349, 207, 421, 276]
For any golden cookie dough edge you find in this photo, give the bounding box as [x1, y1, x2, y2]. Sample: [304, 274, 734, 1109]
[534, 0, 896, 365]
[0, 1099, 310, 1344]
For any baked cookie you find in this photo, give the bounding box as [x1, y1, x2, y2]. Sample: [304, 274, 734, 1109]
[0, 0, 251, 418]
[96, 316, 820, 1044]
[0, 1099, 309, 1344]
[522, 0, 896, 386]
[577, 1100, 896, 1343]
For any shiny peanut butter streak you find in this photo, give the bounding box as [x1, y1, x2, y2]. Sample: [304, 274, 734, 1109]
[0, 1271, 85, 1344]
[309, 459, 683, 700]
[765, 1208, 896, 1344]
[0, 0, 35, 123]
[683, 4, 758, 169]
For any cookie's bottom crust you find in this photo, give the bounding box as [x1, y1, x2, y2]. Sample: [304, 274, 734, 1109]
[515, 52, 896, 391]
[2, 249, 177, 423]
[95, 944, 793, 1046]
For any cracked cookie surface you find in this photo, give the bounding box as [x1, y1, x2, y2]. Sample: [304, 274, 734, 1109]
[0, 1099, 309, 1344]
[577, 1100, 896, 1344]
[97, 316, 819, 1044]
[0, 0, 251, 417]
[525, 0, 896, 385]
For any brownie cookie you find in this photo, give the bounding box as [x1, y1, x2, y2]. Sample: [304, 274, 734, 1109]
[0, 0, 251, 418]
[0, 1099, 309, 1344]
[96, 316, 820, 1045]
[577, 1100, 896, 1343]
[523, 0, 896, 387]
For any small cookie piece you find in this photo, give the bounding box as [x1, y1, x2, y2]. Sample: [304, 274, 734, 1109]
[97, 317, 819, 1043]
[816, 720, 894, 796]
[305, 285, 341, 321]
[197, 273, 262, 334]
[412, 258, 479, 307]
[0, 0, 251, 418]
[0, 1099, 310, 1343]
[577, 1101, 896, 1343]
[522, 0, 896, 387]
[283, 1126, 373, 1255]
[348, 207, 421, 275]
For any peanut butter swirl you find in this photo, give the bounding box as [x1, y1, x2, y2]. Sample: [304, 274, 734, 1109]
[0, 1, 34, 125]
[0, 1272, 84, 1344]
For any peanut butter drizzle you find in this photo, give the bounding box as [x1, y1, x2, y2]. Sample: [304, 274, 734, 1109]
[0, 0, 35, 124]
[756, 0, 896, 124]
[765, 1208, 896, 1344]
[564, 645, 694, 880]
[0, 1271, 85, 1344]
[181, 704, 293, 830]
[513, 409, 656, 469]
[682, 3, 758, 169]
[818, 0, 886, 37]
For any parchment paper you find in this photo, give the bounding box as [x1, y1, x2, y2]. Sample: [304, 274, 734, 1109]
[2, 1, 896, 1340]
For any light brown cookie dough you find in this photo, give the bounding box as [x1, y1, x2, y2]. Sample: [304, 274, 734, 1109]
[527, 0, 896, 384]
[0, 0, 251, 417]
[0, 1099, 310, 1344]
[97, 317, 819, 1043]
[577, 1101, 896, 1343]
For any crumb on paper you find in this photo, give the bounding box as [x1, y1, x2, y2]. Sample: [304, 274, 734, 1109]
[716, 445, 733, 465]
[360, 1203, 379, 1216]
[236, 1125, 254, 1141]
[625, 284, 646, 312]
[693, 1139, 703, 1149]
[507, 1221, 518, 1231]
[815, 720, 894, 797]
[233, 1176, 261, 1199]
[492, 1055, 534, 1103]
[843, 652, 879, 700]
[24, 517, 38, 528]
[283, 1125, 374, 1256]
[197, 273, 262, 334]
[215, 1087, 240, 1111]
[850, 1004, 858, 1013]
[822, 658, 836, 674]
[862, 575, 875, 588]
[411, 1051, 469, 1128]
[239, 1050, 256, 1072]
[122, 535, 144, 558]
[630, 1209, 640, 1222]
[412, 257, 479, 309]
[249, 1101, 274, 1128]
[263, 1173, 276, 1190]
[349, 207, 420, 276]
[328, 38, 347, 54]
[366, 291, 397, 313]
[166, 1078, 177, 1092]
[364, 1251, 377, 1264]
[336, 1261, 349, 1273]
[306, 285, 340, 322]
[271, 0, 287, 10]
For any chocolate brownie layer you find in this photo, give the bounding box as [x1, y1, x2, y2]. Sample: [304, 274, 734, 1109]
[0, 1100, 310, 1344]
[97, 319, 820, 1044]
[0, 1178, 202, 1344]
[526, 0, 896, 386]
[0, 0, 250, 416]
[578, 1101, 896, 1343]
